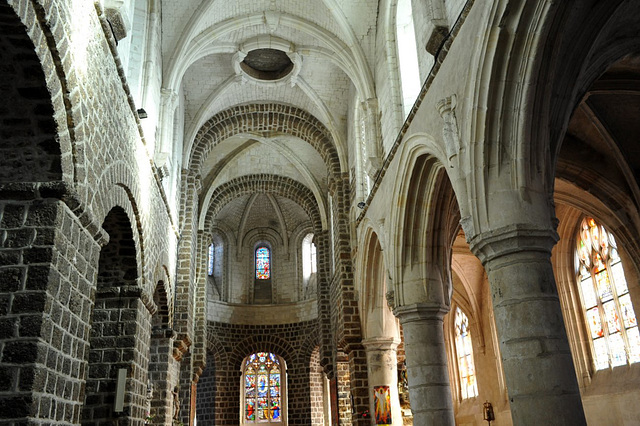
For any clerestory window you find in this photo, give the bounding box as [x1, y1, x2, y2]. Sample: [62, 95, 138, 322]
[208, 243, 215, 276]
[396, 0, 421, 118]
[256, 247, 271, 280]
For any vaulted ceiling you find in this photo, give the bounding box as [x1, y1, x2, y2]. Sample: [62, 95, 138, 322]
[163, 0, 380, 236]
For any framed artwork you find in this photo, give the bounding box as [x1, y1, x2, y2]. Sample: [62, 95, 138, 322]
[373, 385, 391, 425]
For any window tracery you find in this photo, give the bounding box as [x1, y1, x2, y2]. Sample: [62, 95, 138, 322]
[242, 352, 284, 423]
[575, 217, 640, 369]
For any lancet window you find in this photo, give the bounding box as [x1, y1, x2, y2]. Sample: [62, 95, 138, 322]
[454, 307, 478, 399]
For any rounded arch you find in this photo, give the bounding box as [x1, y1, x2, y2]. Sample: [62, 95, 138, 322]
[206, 330, 230, 372]
[229, 336, 297, 372]
[188, 104, 343, 181]
[202, 174, 324, 233]
[93, 182, 147, 290]
[152, 278, 171, 329]
[298, 330, 321, 366]
[0, 1, 75, 186]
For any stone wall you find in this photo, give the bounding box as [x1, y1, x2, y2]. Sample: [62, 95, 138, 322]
[0, 1, 178, 424]
[204, 320, 319, 425]
[0, 200, 102, 423]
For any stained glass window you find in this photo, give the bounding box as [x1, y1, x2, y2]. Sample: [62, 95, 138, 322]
[243, 352, 282, 423]
[208, 243, 215, 276]
[256, 247, 270, 280]
[576, 217, 640, 370]
[455, 307, 478, 399]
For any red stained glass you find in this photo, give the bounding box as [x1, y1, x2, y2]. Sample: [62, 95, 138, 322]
[256, 247, 270, 279]
[586, 307, 603, 339]
[243, 352, 283, 423]
[246, 400, 255, 421]
[576, 217, 640, 369]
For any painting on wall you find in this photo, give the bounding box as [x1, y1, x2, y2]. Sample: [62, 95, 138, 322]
[373, 385, 391, 425]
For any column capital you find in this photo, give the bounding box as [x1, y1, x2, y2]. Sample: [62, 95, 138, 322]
[361, 337, 400, 352]
[468, 224, 558, 267]
[393, 303, 449, 324]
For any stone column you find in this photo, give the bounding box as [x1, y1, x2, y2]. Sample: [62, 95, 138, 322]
[394, 304, 454, 425]
[471, 228, 586, 425]
[362, 337, 403, 425]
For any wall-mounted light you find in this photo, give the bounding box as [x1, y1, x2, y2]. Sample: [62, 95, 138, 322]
[137, 108, 148, 119]
[483, 401, 495, 425]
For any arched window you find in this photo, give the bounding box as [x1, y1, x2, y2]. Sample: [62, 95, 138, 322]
[242, 352, 285, 424]
[302, 233, 317, 278]
[454, 307, 478, 399]
[208, 243, 215, 276]
[301, 233, 317, 300]
[256, 247, 271, 280]
[396, 0, 421, 118]
[575, 217, 640, 369]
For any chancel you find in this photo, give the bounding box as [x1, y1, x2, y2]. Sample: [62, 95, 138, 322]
[1, 0, 640, 425]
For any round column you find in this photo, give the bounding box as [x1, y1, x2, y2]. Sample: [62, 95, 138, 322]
[471, 228, 586, 425]
[362, 337, 402, 425]
[394, 304, 455, 426]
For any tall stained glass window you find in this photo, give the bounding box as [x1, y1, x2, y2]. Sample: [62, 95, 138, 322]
[256, 247, 270, 280]
[455, 307, 478, 399]
[208, 243, 215, 276]
[576, 217, 640, 370]
[243, 352, 283, 423]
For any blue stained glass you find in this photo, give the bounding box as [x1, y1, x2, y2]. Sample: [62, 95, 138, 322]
[256, 247, 270, 279]
[271, 397, 281, 420]
[207, 244, 214, 276]
[257, 374, 268, 397]
[244, 352, 283, 422]
[245, 374, 256, 398]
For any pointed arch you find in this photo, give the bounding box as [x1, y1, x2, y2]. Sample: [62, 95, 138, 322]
[358, 226, 399, 341]
[388, 139, 459, 308]
[0, 1, 75, 187]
